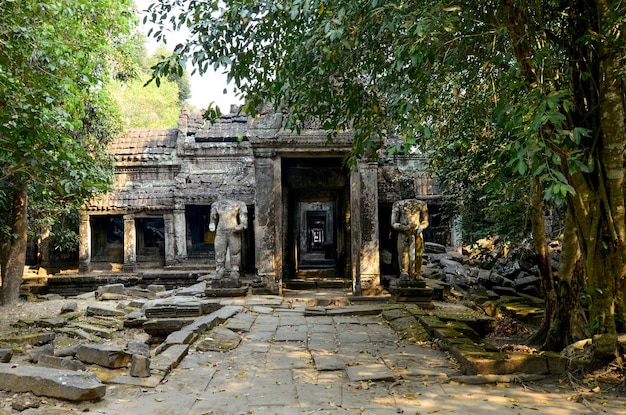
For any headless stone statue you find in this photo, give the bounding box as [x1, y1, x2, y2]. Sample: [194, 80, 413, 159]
[391, 199, 429, 280]
[209, 199, 248, 283]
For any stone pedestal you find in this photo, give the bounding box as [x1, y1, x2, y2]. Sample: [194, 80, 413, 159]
[204, 277, 248, 297]
[387, 278, 434, 307]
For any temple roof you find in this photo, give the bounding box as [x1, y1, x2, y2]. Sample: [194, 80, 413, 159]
[110, 128, 178, 163]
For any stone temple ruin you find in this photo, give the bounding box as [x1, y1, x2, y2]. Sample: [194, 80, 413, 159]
[74, 105, 450, 296]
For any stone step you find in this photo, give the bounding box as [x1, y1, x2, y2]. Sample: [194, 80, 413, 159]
[284, 278, 351, 290]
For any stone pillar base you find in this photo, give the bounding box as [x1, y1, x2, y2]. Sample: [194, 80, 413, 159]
[250, 274, 281, 295]
[359, 275, 384, 296]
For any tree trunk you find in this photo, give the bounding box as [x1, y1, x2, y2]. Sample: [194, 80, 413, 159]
[596, 0, 626, 332]
[0, 181, 28, 305]
[541, 206, 588, 351]
[527, 176, 556, 348]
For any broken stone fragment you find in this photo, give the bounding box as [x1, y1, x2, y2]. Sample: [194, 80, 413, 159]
[86, 304, 126, 317]
[56, 344, 81, 358]
[125, 286, 156, 299]
[28, 343, 54, 363]
[147, 284, 166, 293]
[0, 363, 106, 401]
[36, 317, 67, 328]
[38, 354, 87, 371]
[126, 341, 151, 358]
[11, 392, 42, 411]
[97, 292, 130, 301]
[60, 301, 78, 313]
[95, 283, 126, 299]
[76, 344, 131, 368]
[130, 354, 151, 378]
[0, 348, 13, 363]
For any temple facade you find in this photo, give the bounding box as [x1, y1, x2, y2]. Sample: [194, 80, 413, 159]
[80, 107, 446, 295]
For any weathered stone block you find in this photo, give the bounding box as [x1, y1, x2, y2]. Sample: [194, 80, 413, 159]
[151, 344, 189, 373]
[95, 283, 126, 298]
[492, 286, 517, 296]
[130, 354, 151, 378]
[593, 333, 618, 361]
[0, 363, 106, 401]
[540, 351, 567, 374]
[69, 323, 115, 339]
[381, 307, 409, 321]
[38, 354, 87, 371]
[142, 318, 194, 337]
[36, 317, 67, 328]
[0, 348, 13, 363]
[60, 301, 78, 313]
[127, 341, 151, 358]
[514, 275, 541, 290]
[2, 332, 55, 346]
[163, 327, 198, 346]
[28, 343, 54, 363]
[76, 344, 131, 368]
[86, 305, 126, 317]
[446, 321, 480, 342]
[416, 315, 448, 334]
[455, 351, 549, 375]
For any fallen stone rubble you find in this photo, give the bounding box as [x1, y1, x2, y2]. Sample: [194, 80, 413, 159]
[1, 262, 624, 408]
[0, 283, 239, 401]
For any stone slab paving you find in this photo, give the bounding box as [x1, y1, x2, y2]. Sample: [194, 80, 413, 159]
[11, 296, 625, 415]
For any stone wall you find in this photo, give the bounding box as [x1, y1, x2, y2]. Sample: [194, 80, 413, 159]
[78, 108, 445, 294]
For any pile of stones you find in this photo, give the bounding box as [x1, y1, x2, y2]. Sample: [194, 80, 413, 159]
[421, 241, 546, 302]
[0, 282, 239, 402]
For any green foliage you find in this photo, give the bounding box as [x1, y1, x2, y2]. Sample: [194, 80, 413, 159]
[0, 0, 136, 252]
[109, 74, 182, 128]
[143, 0, 621, 191]
[109, 46, 191, 128]
[146, 0, 626, 339]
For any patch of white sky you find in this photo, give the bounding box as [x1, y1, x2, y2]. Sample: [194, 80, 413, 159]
[134, 0, 243, 113]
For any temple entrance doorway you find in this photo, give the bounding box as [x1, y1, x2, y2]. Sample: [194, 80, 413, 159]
[282, 157, 350, 287]
[297, 201, 336, 270]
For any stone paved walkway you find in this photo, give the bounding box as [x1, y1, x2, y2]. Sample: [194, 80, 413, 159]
[15, 295, 626, 415]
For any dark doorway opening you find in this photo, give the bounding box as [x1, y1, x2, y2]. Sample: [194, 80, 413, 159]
[136, 217, 165, 265]
[90, 215, 124, 264]
[185, 205, 213, 259]
[282, 157, 350, 282]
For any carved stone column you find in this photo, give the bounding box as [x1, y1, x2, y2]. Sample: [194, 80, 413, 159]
[173, 208, 188, 261]
[253, 150, 282, 294]
[163, 212, 175, 266]
[78, 210, 91, 273]
[350, 161, 382, 296]
[122, 213, 136, 272]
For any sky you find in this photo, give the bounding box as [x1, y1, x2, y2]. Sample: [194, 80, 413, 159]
[135, 0, 243, 113]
